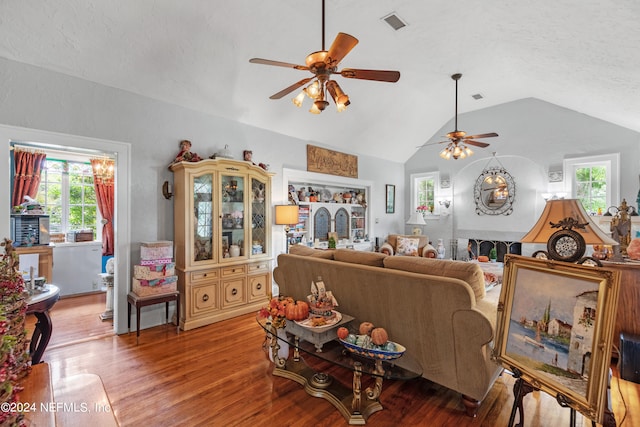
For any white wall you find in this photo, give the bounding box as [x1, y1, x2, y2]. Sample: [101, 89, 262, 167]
[0, 57, 404, 332]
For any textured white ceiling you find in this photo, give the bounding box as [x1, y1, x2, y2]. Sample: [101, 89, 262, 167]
[0, 0, 638, 162]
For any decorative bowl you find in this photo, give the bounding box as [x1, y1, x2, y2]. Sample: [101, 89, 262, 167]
[339, 339, 406, 360]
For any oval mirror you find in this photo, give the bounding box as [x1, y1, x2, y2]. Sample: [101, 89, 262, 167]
[474, 166, 515, 215]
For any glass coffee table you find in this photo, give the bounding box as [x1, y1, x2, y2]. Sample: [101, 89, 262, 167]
[257, 315, 422, 425]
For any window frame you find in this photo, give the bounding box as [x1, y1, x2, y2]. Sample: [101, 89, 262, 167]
[564, 153, 619, 211]
[36, 156, 102, 240]
[410, 171, 440, 216]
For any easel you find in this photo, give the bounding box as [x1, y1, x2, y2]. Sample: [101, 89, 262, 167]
[507, 368, 617, 427]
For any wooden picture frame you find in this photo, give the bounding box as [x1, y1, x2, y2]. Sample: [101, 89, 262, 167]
[222, 232, 232, 250]
[307, 144, 358, 178]
[493, 255, 621, 424]
[385, 184, 395, 214]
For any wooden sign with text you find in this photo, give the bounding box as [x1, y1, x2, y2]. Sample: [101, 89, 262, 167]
[306, 144, 358, 178]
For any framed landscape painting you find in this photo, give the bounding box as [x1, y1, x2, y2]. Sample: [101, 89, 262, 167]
[493, 255, 620, 424]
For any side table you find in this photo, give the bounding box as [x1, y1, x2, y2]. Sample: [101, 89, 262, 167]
[26, 284, 60, 364]
[127, 291, 180, 344]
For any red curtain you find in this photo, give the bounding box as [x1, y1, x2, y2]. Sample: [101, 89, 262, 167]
[12, 149, 47, 208]
[91, 158, 115, 256]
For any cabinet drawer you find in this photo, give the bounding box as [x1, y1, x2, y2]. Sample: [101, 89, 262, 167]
[221, 265, 246, 277]
[191, 283, 219, 315]
[249, 274, 269, 301]
[221, 278, 246, 308]
[190, 268, 219, 283]
[248, 261, 270, 274]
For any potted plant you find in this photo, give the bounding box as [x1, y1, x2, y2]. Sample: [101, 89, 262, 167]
[489, 247, 498, 262]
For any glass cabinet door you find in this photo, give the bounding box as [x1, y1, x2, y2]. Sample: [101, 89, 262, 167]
[250, 177, 267, 256]
[351, 206, 366, 240]
[221, 174, 245, 259]
[193, 173, 213, 262]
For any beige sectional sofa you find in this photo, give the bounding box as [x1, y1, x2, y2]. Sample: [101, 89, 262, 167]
[273, 246, 503, 416]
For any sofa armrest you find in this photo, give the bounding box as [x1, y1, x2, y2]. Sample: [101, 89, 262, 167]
[380, 242, 394, 256]
[452, 308, 501, 400]
[421, 244, 437, 258]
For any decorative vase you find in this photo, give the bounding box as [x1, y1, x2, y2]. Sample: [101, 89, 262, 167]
[268, 327, 289, 362]
[437, 239, 446, 259]
[229, 244, 240, 257]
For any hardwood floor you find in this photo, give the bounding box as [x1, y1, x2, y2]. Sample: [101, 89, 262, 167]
[24, 294, 639, 426]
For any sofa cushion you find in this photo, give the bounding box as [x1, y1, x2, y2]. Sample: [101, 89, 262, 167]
[383, 256, 486, 300]
[288, 245, 335, 259]
[333, 248, 387, 267]
[396, 237, 420, 256]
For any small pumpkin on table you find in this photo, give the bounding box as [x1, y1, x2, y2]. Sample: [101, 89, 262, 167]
[338, 322, 397, 353]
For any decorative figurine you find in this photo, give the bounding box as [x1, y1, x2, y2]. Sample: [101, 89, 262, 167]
[243, 150, 254, 163]
[170, 140, 201, 168]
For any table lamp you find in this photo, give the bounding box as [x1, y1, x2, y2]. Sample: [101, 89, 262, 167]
[520, 199, 618, 263]
[406, 212, 427, 235]
[275, 205, 300, 253]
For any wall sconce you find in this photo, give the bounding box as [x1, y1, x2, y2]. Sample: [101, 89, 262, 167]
[439, 200, 451, 209]
[162, 181, 173, 200]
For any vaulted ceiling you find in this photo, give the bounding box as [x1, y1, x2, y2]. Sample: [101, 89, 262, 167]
[0, 1, 638, 163]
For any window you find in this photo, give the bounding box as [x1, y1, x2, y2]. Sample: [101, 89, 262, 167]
[411, 172, 439, 215]
[564, 154, 619, 214]
[36, 159, 98, 236]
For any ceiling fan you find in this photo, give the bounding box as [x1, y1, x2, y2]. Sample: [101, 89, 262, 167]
[418, 73, 498, 159]
[249, 0, 400, 114]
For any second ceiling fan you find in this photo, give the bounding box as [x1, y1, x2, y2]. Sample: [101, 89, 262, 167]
[249, 0, 400, 114]
[419, 73, 499, 159]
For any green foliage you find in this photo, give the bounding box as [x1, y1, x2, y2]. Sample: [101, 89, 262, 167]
[489, 247, 497, 259]
[36, 159, 98, 235]
[575, 165, 607, 213]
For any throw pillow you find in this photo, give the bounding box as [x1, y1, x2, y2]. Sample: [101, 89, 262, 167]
[396, 237, 419, 256]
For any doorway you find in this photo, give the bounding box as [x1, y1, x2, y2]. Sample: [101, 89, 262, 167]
[1, 124, 131, 335]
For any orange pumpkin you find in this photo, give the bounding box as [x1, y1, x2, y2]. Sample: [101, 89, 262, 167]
[285, 300, 309, 321]
[359, 322, 375, 335]
[371, 327, 389, 346]
[337, 327, 349, 340]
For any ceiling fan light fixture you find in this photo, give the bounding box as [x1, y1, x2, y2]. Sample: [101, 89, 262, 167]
[310, 100, 329, 114]
[326, 80, 350, 111]
[305, 80, 321, 98]
[292, 91, 305, 107]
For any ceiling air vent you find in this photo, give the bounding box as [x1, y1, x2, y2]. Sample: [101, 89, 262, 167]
[382, 13, 407, 31]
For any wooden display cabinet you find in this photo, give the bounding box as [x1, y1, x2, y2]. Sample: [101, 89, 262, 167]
[170, 159, 273, 330]
[601, 260, 640, 358]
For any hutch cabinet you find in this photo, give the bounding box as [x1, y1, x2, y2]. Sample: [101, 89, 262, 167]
[171, 159, 273, 330]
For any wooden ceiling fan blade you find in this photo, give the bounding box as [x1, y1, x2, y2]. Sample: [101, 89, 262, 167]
[464, 140, 490, 148]
[249, 58, 309, 71]
[464, 132, 498, 139]
[340, 68, 401, 82]
[416, 140, 449, 148]
[326, 33, 359, 66]
[269, 78, 313, 99]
